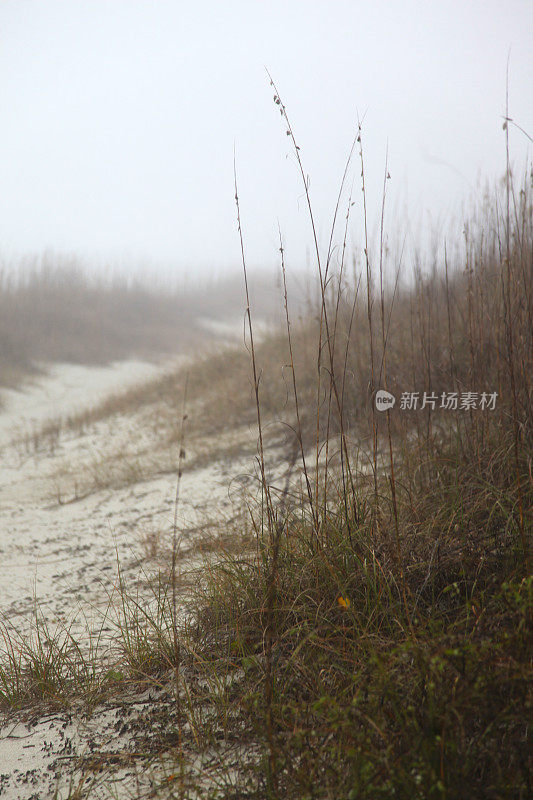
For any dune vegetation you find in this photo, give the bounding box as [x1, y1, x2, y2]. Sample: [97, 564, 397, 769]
[164, 124, 532, 797]
[0, 108, 530, 799]
[0, 260, 284, 393]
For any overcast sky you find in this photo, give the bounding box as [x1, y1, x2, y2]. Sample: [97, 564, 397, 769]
[0, 0, 531, 278]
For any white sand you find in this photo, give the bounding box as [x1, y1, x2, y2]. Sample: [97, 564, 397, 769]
[0, 358, 266, 799]
[0, 359, 172, 449]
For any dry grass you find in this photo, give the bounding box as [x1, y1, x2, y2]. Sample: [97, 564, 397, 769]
[0, 98, 531, 800]
[0, 258, 288, 398]
[161, 113, 532, 798]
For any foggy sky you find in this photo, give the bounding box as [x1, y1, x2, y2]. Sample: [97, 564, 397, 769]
[0, 0, 531, 278]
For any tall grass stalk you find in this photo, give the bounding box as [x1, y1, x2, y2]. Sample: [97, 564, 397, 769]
[171, 372, 189, 796]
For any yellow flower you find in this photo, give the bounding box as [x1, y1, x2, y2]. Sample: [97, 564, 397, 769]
[337, 595, 350, 609]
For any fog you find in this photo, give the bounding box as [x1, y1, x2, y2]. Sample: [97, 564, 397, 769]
[0, 0, 531, 277]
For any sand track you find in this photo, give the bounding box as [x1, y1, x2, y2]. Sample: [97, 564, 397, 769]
[0, 359, 264, 798]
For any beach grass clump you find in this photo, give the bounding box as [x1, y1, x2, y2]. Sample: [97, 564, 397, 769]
[0, 610, 115, 710]
[188, 433, 530, 798]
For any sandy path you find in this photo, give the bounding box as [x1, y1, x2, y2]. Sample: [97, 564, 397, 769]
[0, 361, 177, 628]
[0, 360, 166, 448]
[0, 358, 262, 798]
